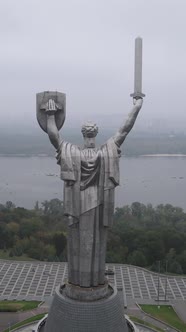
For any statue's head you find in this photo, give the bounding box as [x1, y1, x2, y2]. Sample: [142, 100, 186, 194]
[81, 122, 98, 148]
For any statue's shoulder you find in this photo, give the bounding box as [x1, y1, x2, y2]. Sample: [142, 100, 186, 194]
[100, 137, 115, 149]
[59, 140, 81, 150]
[56, 140, 81, 164]
[100, 137, 121, 156]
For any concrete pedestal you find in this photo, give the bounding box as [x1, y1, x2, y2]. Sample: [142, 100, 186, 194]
[44, 284, 128, 332]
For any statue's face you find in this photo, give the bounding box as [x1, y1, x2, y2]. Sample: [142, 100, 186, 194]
[84, 136, 96, 148]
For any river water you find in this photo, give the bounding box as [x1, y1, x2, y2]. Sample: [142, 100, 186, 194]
[0, 156, 185, 210]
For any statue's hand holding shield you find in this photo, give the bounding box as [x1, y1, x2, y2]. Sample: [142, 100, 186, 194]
[36, 91, 66, 133]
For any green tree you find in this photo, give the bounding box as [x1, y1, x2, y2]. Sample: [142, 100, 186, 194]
[41, 199, 63, 217]
[128, 250, 147, 267]
[178, 250, 186, 274]
[131, 202, 146, 219]
[53, 232, 67, 257]
[5, 201, 16, 210]
[19, 217, 44, 238]
[169, 261, 183, 274]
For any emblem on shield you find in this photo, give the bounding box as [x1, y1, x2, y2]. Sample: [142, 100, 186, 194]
[36, 91, 66, 133]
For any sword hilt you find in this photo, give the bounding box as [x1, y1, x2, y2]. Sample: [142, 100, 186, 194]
[130, 92, 145, 98]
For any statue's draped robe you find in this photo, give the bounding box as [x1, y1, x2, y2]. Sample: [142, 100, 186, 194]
[56, 138, 120, 287]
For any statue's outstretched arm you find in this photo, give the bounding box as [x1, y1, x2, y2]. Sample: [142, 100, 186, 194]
[113, 98, 143, 147]
[46, 99, 60, 150]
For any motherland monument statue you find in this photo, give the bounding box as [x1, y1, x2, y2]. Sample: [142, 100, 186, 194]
[36, 37, 145, 332]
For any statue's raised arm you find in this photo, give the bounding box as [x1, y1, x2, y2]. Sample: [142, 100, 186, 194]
[44, 99, 61, 149]
[113, 97, 143, 147]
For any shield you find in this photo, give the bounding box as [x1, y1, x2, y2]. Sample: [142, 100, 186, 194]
[36, 91, 66, 133]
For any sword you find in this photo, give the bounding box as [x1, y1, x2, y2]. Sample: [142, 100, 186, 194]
[130, 37, 145, 98]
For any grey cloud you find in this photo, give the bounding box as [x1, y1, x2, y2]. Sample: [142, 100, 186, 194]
[1, 0, 186, 130]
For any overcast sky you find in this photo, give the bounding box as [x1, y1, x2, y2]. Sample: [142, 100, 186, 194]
[1, 0, 186, 131]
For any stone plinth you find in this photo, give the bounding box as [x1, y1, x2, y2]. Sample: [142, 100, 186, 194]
[44, 284, 128, 332]
[63, 281, 111, 301]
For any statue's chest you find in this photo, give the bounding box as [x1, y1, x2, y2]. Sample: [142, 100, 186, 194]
[81, 148, 97, 161]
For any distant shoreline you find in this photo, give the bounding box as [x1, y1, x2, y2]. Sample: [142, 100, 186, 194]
[140, 154, 186, 157]
[0, 153, 50, 157]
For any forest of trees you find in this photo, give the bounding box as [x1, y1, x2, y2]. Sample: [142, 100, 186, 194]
[1, 199, 186, 275]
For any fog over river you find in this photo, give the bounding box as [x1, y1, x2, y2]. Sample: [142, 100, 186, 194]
[0, 156, 186, 210]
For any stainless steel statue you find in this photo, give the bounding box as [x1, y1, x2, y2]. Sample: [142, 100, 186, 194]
[36, 37, 145, 332]
[36, 92, 143, 288]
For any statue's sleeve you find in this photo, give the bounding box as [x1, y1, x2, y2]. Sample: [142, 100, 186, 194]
[56, 141, 79, 182]
[101, 138, 120, 227]
[104, 138, 121, 187]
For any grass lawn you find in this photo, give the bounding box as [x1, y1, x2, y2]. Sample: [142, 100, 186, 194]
[140, 304, 186, 332]
[3, 313, 46, 332]
[0, 300, 41, 312]
[0, 249, 35, 261]
[129, 315, 164, 332]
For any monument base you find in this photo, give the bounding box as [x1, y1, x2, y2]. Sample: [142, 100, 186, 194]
[44, 284, 128, 332]
[63, 280, 112, 301]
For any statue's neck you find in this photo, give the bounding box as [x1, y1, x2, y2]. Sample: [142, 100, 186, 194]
[83, 137, 96, 148]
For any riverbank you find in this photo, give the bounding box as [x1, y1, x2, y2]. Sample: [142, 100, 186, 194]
[141, 154, 186, 157]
